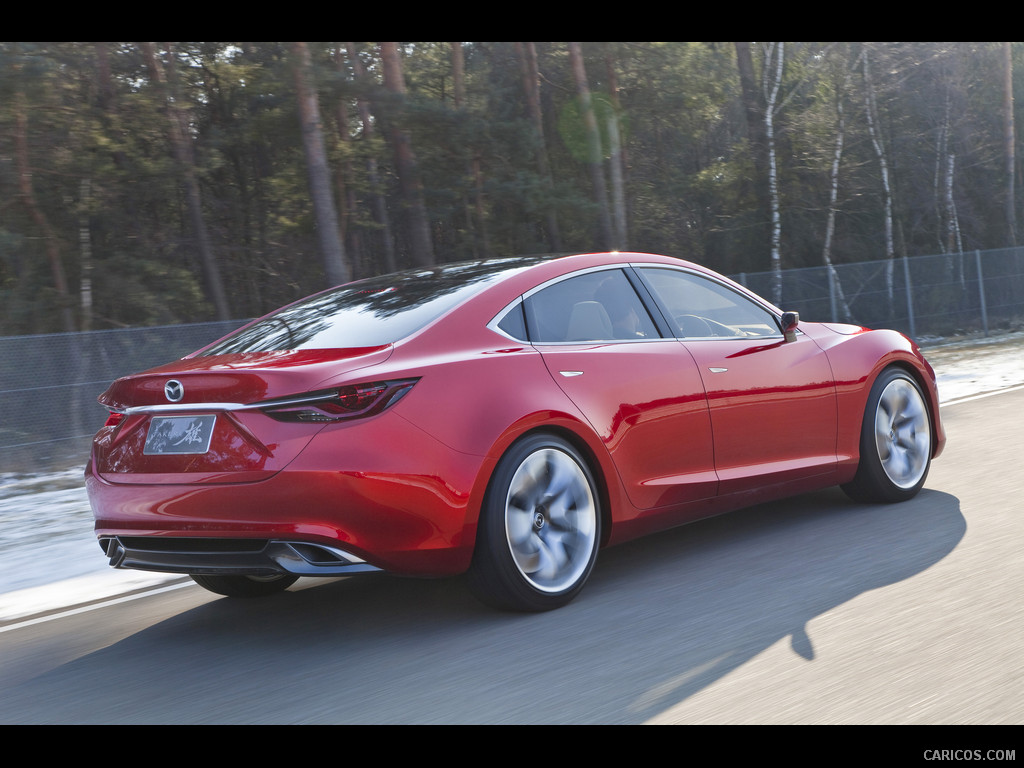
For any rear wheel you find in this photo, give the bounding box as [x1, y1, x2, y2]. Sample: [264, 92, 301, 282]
[842, 367, 932, 503]
[468, 434, 601, 612]
[191, 573, 298, 598]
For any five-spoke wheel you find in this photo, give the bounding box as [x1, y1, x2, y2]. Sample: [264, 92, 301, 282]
[842, 367, 933, 503]
[468, 433, 601, 611]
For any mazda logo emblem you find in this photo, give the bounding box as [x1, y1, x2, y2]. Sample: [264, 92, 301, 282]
[164, 380, 184, 402]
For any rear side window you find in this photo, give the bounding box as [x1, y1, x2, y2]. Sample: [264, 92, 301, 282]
[496, 302, 528, 340]
[524, 269, 659, 342]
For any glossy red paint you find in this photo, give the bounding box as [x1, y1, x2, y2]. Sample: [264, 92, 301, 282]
[87, 252, 945, 609]
[88, 407, 488, 575]
[99, 346, 394, 410]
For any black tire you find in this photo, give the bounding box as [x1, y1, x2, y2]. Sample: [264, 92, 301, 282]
[467, 433, 601, 612]
[841, 367, 933, 503]
[190, 573, 299, 597]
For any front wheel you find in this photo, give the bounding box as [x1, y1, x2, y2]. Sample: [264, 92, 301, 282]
[468, 434, 601, 612]
[842, 367, 933, 503]
[191, 573, 299, 598]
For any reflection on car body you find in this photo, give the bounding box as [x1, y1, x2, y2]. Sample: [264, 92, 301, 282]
[87, 252, 944, 611]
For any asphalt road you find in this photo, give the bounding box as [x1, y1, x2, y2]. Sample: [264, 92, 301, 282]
[0, 387, 1020, 724]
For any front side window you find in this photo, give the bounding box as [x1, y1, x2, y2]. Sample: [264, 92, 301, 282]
[523, 269, 659, 343]
[637, 268, 781, 338]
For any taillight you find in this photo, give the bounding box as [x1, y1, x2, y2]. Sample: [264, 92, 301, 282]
[260, 378, 418, 423]
[104, 412, 125, 427]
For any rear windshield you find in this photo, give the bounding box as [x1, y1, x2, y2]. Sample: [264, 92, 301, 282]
[199, 257, 545, 354]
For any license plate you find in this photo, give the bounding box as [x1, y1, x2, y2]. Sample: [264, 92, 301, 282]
[144, 415, 216, 455]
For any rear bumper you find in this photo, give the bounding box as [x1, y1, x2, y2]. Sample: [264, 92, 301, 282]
[87, 412, 493, 577]
[99, 536, 381, 577]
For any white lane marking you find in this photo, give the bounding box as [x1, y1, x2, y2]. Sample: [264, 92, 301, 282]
[940, 384, 1024, 407]
[0, 581, 194, 634]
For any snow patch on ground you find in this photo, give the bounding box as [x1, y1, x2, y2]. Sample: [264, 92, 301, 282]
[923, 331, 1024, 403]
[0, 470, 179, 622]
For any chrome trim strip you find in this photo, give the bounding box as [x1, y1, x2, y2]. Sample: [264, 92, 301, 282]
[486, 260, 790, 346]
[119, 391, 339, 415]
[529, 336, 676, 346]
[486, 298, 526, 342]
[121, 402, 250, 415]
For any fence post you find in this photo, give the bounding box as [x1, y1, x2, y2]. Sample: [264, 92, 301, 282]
[828, 267, 837, 322]
[975, 249, 989, 337]
[902, 256, 916, 339]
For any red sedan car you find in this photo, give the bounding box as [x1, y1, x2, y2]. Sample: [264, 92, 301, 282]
[87, 252, 944, 611]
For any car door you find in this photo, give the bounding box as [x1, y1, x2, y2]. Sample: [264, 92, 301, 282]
[635, 266, 838, 496]
[517, 267, 718, 510]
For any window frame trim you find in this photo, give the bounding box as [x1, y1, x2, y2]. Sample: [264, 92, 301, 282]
[487, 262, 791, 345]
[487, 264, 671, 346]
[487, 264, 790, 346]
[630, 264, 788, 341]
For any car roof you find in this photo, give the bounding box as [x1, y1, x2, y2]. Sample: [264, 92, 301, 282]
[195, 252, 711, 356]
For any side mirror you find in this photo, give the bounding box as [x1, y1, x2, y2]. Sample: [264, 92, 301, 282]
[781, 311, 799, 342]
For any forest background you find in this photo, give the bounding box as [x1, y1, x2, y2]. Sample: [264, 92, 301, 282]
[2, 42, 1020, 336]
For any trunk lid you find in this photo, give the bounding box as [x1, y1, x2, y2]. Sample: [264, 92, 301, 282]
[92, 346, 391, 484]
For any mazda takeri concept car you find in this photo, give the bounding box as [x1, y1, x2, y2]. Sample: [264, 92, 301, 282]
[87, 252, 944, 611]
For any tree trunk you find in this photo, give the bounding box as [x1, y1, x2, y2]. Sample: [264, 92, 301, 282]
[142, 42, 231, 320]
[291, 42, 349, 287]
[944, 151, 963, 257]
[1003, 42, 1017, 246]
[79, 177, 93, 331]
[763, 42, 785, 305]
[734, 42, 771, 255]
[380, 42, 435, 267]
[604, 45, 628, 250]
[822, 65, 855, 322]
[13, 76, 76, 333]
[331, 47, 361, 279]
[346, 42, 397, 275]
[861, 51, 896, 305]
[516, 42, 561, 250]
[451, 42, 490, 258]
[568, 42, 613, 251]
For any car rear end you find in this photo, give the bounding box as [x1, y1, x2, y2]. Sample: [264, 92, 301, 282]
[87, 259, 549, 583]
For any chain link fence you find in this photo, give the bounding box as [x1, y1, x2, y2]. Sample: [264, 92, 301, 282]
[733, 247, 1024, 341]
[0, 320, 245, 473]
[3, 247, 1024, 474]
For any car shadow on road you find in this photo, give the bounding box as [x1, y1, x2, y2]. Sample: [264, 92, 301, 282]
[0, 486, 964, 724]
